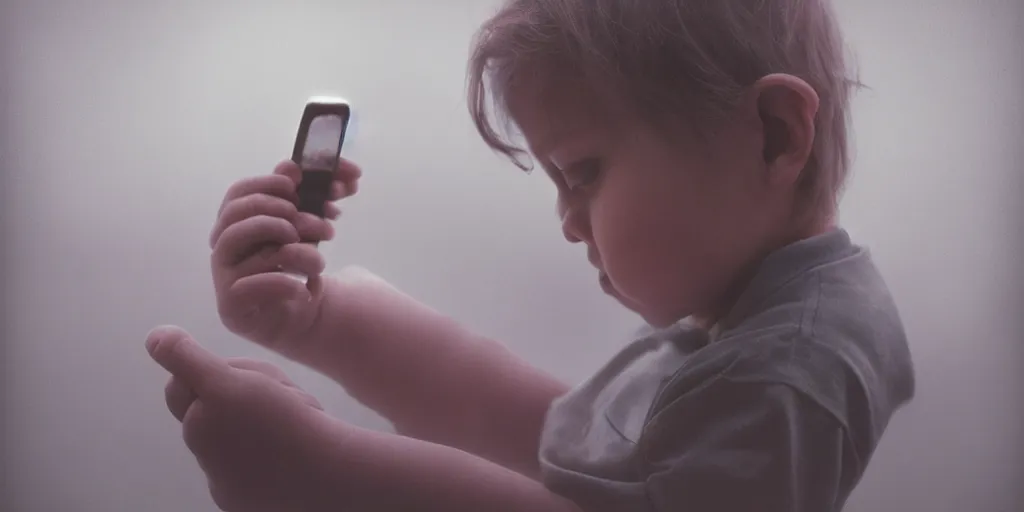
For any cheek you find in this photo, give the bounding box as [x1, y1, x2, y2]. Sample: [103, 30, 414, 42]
[591, 189, 708, 311]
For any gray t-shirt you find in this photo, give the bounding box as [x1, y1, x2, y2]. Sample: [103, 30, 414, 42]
[539, 229, 915, 512]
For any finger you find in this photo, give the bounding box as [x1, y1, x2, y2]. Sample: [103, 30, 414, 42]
[231, 243, 326, 280]
[306, 274, 324, 296]
[291, 387, 325, 411]
[222, 273, 312, 315]
[335, 158, 362, 183]
[213, 215, 300, 266]
[273, 159, 303, 182]
[329, 179, 358, 201]
[146, 326, 231, 393]
[164, 376, 197, 423]
[324, 202, 342, 220]
[293, 212, 335, 242]
[218, 173, 298, 217]
[226, 358, 293, 383]
[210, 193, 299, 249]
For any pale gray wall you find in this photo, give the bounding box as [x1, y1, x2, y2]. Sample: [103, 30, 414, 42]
[2, 1, 1022, 511]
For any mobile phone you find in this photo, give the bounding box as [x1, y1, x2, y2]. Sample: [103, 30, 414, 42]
[292, 96, 351, 220]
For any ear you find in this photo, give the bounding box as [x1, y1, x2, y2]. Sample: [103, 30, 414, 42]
[750, 74, 820, 186]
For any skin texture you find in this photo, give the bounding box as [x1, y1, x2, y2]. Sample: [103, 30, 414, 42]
[148, 326, 581, 512]
[207, 159, 568, 480]
[150, 72, 826, 510]
[507, 73, 827, 328]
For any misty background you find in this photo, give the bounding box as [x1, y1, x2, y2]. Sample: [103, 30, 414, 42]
[2, 1, 1022, 510]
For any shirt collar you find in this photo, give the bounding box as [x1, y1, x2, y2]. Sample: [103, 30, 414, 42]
[714, 228, 859, 335]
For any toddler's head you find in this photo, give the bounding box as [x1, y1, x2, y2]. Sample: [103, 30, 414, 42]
[467, 0, 859, 328]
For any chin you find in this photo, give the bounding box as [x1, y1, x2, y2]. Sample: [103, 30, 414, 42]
[602, 278, 692, 325]
[634, 301, 696, 330]
[640, 314, 682, 330]
[619, 303, 680, 329]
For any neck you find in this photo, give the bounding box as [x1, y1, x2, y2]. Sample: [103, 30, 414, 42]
[692, 216, 834, 331]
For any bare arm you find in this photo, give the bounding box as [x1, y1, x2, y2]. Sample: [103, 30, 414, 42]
[288, 266, 570, 478]
[306, 416, 582, 512]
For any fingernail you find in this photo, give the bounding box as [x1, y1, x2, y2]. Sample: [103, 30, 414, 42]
[145, 334, 160, 355]
[145, 325, 177, 355]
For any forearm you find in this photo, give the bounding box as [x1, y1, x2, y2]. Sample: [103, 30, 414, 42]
[291, 266, 569, 476]
[306, 417, 582, 512]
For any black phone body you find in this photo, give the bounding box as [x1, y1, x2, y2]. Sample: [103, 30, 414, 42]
[292, 97, 351, 219]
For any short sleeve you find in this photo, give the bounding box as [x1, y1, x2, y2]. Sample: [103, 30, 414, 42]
[641, 377, 853, 512]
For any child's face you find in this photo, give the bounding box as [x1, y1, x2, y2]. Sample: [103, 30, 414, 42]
[509, 83, 801, 328]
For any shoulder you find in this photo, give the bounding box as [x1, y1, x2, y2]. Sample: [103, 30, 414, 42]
[654, 238, 915, 445]
[649, 327, 908, 480]
[637, 374, 856, 511]
[651, 330, 856, 426]
[640, 257, 916, 499]
[643, 332, 854, 445]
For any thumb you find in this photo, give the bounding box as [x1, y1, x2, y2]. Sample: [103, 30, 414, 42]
[146, 325, 230, 392]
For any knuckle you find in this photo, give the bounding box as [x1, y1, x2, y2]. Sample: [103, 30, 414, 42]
[226, 357, 258, 367]
[232, 215, 297, 246]
[275, 196, 300, 216]
[274, 159, 300, 174]
[269, 174, 299, 195]
[223, 194, 273, 223]
[298, 390, 323, 410]
[216, 202, 243, 227]
[252, 361, 283, 379]
[218, 379, 265, 410]
[247, 244, 281, 268]
[181, 403, 211, 448]
[270, 172, 294, 184]
[224, 178, 253, 201]
[293, 216, 328, 239]
[225, 175, 294, 205]
[285, 244, 325, 273]
[265, 214, 300, 236]
[235, 195, 262, 219]
[218, 305, 254, 338]
[309, 251, 327, 274]
[163, 376, 179, 397]
[277, 242, 304, 259]
[264, 195, 298, 220]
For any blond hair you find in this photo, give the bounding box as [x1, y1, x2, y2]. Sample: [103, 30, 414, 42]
[467, 0, 860, 217]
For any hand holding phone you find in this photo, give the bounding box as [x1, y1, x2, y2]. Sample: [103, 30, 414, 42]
[207, 97, 359, 350]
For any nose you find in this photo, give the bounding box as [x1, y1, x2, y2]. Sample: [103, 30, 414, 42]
[559, 202, 588, 244]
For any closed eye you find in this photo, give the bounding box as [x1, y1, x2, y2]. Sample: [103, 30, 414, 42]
[562, 158, 603, 191]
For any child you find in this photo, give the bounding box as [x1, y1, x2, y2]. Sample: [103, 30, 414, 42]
[147, 0, 914, 510]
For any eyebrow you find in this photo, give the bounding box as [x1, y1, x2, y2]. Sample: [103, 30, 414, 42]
[528, 137, 562, 163]
[526, 150, 565, 186]
[527, 117, 575, 160]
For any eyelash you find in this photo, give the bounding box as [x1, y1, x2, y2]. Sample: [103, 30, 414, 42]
[562, 159, 602, 191]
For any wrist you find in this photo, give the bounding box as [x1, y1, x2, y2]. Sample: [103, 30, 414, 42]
[282, 269, 379, 382]
[289, 414, 366, 511]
